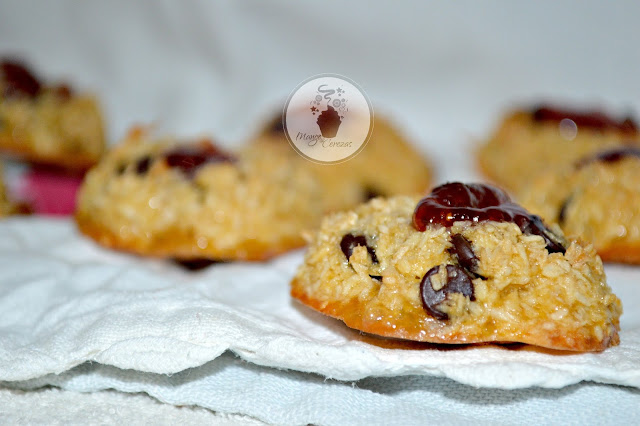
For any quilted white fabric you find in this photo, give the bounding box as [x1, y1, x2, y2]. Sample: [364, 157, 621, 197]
[1, 218, 639, 389]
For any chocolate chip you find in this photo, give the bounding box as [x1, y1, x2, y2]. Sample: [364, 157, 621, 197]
[369, 275, 382, 281]
[420, 264, 475, 320]
[558, 196, 572, 225]
[516, 214, 566, 254]
[340, 233, 379, 264]
[364, 186, 383, 201]
[135, 156, 152, 175]
[1, 60, 41, 98]
[269, 115, 285, 135]
[448, 234, 479, 274]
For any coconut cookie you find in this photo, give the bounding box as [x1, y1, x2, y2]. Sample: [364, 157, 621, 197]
[478, 104, 639, 192]
[255, 110, 433, 212]
[76, 128, 323, 261]
[519, 147, 640, 264]
[291, 182, 622, 352]
[0, 59, 105, 170]
[0, 164, 14, 217]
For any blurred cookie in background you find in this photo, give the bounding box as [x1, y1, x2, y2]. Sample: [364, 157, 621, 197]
[254, 107, 434, 212]
[519, 147, 640, 264]
[76, 127, 324, 261]
[0, 58, 106, 215]
[0, 58, 105, 171]
[477, 103, 639, 192]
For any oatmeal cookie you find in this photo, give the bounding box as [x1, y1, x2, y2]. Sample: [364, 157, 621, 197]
[519, 147, 640, 264]
[76, 127, 323, 260]
[255, 109, 433, 211]
[0, 59, 105, 170]
[291, 182, 622, 352]
[0, 163, 13, 217]
[478, 104, 639, 192]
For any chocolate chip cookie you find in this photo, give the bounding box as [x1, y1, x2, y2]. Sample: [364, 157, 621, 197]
[478, 104, 639, 192]
[0, 59, 105, 170]
[76, 127, 323, 260]
[255, 109, 433, 212]
[519, 147, 640, 264]
[291, 182, 622, 351]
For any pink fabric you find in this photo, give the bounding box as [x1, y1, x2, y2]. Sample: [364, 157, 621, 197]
[20, 168, 84, 215]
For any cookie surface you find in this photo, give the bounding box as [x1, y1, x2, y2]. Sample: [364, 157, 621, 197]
[76, 128, 323, 260]
[519, 147, 640, 264]
[478, 104, 639, 192]
[255, 110, 433, 212]
[0, 59, 105, 170]
[291, 183, 622, 352]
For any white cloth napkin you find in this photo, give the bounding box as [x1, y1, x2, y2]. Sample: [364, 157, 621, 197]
[0, 387, 263, 425]
[5, 352, 640, 426]
[1, 216, 640, 424]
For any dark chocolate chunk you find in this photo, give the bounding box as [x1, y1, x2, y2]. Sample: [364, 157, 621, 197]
[369, 275, 382, 281]
[448, 234, 479, 273]
[269, 115, 285, 135]
[364, 186, 383, 201]
[1, 60, 42, 98]
[420, 264, 475, 320]
[558, 196, 573, 225]
[340, 233, 379, 264]
[135, 156, 152, 175]
[515, 214, 566, 254]
[413, 182, 566, 254]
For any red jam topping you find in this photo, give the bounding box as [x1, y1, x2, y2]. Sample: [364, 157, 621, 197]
[164, 141, 236, 177]
[1, 60, 42, 98]
[413, 182, 565, 254]
[532, 105, 638, 133]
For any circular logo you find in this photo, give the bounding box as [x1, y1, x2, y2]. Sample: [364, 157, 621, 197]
[283, 74, 373, 164]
